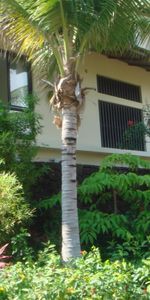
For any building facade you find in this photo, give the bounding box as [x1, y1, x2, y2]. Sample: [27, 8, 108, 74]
[0, 51, 150, 166]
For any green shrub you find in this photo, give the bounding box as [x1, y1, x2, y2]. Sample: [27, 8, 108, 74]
[0, 97, 51, 251]
[0, 245, 150, 299]
[0, 170, 33, 243]
[0, 96, 46, 198]
[11, 228, 34, 262]
[120, 122, 146, 150]
[38, 154, 150, 261]
[78, 154, 150, 260]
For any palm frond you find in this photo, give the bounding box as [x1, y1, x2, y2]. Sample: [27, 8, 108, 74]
[0, 0, 149, 77]
[74, 0, 150, 70]
[0, 0, 66, 75]
[0, 0, 45, 55]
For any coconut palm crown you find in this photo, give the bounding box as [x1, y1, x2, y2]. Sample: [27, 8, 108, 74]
[0, 0, 150, 261]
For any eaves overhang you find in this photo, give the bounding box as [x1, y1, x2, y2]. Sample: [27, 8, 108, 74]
[106, 48, 150, 71]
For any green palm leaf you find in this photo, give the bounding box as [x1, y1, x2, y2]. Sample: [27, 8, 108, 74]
[1, 0, 149, 76]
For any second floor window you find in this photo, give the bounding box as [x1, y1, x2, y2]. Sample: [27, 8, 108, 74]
[97, 75, 142, 102]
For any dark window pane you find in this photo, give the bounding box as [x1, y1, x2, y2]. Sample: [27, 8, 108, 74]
[97, 76, 141, 102]
[0, 51, 31, 109]
[9, 58, 29, 108]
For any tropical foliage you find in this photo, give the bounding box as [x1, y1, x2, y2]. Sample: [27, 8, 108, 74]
[0, 169, 33, 244]
[1, 0, 150, 260]
[38, 154, 150, 260]
[78, 154, 150, 260]
[1, 0, 150, 71]
[0, 97, 45, 198]
[0, 244, 150, 300]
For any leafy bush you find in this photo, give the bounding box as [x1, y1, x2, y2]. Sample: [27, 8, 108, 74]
[38, 154, 150, 260]
[11, 228, 34, 262]
[78, 154, 150, 260]
[0, 97, 51, 251]
[0, 245, 150, 299]
[0, 96, 45, 197]
[120, 121, 146, 150]
[0, 170, 33, 243]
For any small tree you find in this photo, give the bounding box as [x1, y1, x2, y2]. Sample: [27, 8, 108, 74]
[0, 96, 42, 197]
[0, 166, 33, 244]
[78, 154, 150, 260]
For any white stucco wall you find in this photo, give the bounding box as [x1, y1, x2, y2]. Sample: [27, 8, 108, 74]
[34, 53, 150, 165]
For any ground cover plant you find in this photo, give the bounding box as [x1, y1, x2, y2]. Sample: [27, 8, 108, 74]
[0, 244, 150, 300]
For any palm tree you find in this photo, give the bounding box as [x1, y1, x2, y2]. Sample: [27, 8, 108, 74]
[0, 0, 149, 262]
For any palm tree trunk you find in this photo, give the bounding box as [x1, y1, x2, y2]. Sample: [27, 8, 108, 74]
[61, 106, 81, 262]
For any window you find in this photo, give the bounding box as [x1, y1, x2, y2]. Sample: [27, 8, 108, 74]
[98, 76, 145, 151]
[0, 52, 31, 110]
[97, 75, 141, 102]
[99, 102, 145, 151]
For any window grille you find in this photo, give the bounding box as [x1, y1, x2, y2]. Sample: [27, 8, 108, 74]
[97, 75, 141, 102]
[99, 101, 145, 151]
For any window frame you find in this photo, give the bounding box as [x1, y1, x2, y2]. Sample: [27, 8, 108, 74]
[97, 74, 145, 152]
[0, 50, 32, 111]
[98, 100, 145, 151]
[97, 75, 142, 103]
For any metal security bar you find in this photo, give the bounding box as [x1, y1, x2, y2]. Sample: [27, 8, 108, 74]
[97, 76, 141, 102]
[99, 101, 145, 151]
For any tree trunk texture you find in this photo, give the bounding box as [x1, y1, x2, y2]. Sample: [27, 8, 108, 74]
[61, 106, 81, 262]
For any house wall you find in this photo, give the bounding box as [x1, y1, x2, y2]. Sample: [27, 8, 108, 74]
[34, 53, 150, 165]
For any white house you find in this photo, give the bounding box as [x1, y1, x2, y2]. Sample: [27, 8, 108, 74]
[0, 49, 150, 166]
